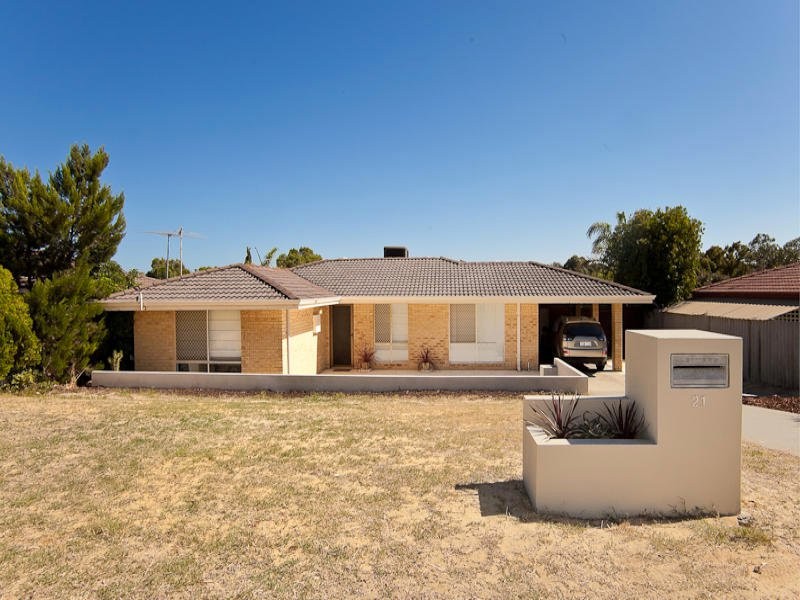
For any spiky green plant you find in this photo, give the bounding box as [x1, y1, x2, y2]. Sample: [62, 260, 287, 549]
[526, 394, 582, 439]
[595, 399, 646, 439]
[573, 412, 615, 439]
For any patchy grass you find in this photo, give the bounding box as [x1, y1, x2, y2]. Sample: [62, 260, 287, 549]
[0, 388, 798, 599]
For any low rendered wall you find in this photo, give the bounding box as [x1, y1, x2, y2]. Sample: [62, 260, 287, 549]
[92, 369, 588, 393]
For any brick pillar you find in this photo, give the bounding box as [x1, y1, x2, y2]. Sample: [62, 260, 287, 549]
[520, 303, 539, 370]
[591, 304, 599, 320]
[504, 304, 518, 370]
[612, 303, 623, 371]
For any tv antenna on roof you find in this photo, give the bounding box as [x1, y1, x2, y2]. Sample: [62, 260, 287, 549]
[145, 227, 203, 278]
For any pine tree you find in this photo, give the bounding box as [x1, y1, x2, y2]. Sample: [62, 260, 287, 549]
[26, 264, 104, 384]
[0, 144, 126, 285]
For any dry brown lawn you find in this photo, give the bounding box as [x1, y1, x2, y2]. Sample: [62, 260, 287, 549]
[0, 389, 798, 599]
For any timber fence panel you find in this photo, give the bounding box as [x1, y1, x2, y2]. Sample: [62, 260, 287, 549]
[645, 311, 798, 390]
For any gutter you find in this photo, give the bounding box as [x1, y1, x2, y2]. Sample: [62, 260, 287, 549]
[102, 297, 341, 312]
[337, 295, 656, 305]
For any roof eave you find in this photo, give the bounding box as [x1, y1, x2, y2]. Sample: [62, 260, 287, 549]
[101, 297, 341, 311]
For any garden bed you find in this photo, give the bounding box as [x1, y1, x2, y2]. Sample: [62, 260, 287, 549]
[743, 395, 800, 414]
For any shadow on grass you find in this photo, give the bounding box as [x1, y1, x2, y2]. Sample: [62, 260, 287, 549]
[455, 480, 536, 521]
[455, 479, 721, 526]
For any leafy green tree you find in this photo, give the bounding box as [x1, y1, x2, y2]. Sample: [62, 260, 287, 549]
[0, 145, 126, 285]
[0, 266, 40, 382]
[781, 237, 800, 264]
[562, 254, 608, 279]
[244, 247, 253, 264]
[698, 235, 799, 285]
[587, 206, 704, 306]
[745, 234, 800, 271]
[26, 265, 104, 384]
[93, 260, 137, 297]
[698, 242, 751, 285]
[276, 246, 322, 268]
[146, 257, 190, 279]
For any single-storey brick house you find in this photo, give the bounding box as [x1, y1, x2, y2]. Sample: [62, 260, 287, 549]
[103, 251, 654, 374]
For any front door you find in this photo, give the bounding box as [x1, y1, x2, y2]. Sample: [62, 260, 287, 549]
[331, 305, 352, 366]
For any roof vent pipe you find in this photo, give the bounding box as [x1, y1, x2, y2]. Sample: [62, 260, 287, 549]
[383, 246, 409, 258]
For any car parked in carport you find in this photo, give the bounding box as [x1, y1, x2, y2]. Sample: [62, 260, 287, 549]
[553, 317, 608, 370]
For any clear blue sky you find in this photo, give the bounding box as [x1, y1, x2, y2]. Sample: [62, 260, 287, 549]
[1, 0, 797, 271]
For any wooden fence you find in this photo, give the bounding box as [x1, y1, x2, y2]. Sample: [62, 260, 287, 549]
[646, 312, 799, 390]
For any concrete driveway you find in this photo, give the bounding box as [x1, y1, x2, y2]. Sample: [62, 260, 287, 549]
[741, 405, 800, 456]
[587, 364, 799, 457]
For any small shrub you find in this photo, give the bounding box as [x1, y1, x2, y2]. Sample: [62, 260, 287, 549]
[108, 350, 123, 371]
[526, 394, 582, 439]
[417, 346, 435, 370]
[1, 369, 51, 394]
[573, 412, 615, 439]
[358, 346, 375, 369]
[595, 399, 646, 439]
[7, 369, 40, 391]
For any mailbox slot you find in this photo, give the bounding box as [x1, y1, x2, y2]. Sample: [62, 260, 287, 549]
[670, 353, 729, 388]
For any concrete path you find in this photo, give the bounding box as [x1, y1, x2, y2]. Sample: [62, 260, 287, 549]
[587, 367, 799, 457]
[741, 405, 800, 456]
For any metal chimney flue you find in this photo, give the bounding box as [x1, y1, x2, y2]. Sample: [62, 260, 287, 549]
[383, 246, 409, 258]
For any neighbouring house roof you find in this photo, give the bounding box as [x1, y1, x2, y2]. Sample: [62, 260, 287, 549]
[134, 274, 160, 288]
[663, 300, 799, 321]
[103, 264, 339, 311]
[693, 263, 800, 301]
[292, 257, 654, 302]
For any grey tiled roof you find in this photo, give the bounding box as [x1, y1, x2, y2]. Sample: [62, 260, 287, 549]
[104, 264, 334, 305]
[292, 258, 651, 298]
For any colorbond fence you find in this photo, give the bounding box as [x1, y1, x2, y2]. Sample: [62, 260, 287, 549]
[647, 312, 799, 390]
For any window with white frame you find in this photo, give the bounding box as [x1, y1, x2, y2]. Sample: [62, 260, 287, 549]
[449, 303, 504, 363]
[374, 304, 408, 361]
[176, 310, 242, 372]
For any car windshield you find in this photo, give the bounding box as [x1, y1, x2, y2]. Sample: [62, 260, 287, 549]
[564, 323, 605, 338]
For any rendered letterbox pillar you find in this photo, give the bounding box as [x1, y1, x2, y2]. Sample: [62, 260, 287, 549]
[625, 329, 742, 515]
[522, 329, 742, 517]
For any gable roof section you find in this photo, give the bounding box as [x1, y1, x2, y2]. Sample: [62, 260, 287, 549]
[292, 257, 653, 302]
[694, 263, 800, 301]
[102, 264, 338, 311]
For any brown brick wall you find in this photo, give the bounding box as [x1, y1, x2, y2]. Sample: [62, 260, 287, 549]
[316, 306, 331, 373]
[612, 303, 623, 371]
[520, 303, 539, 370]
[134, 311, 176, 371]
[503, 304, 517, 369]
[408, 303, 449, 369]
[241, 310, 284, 373]
[349, 302, 545, 371]
[351, 304, 374, 368]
